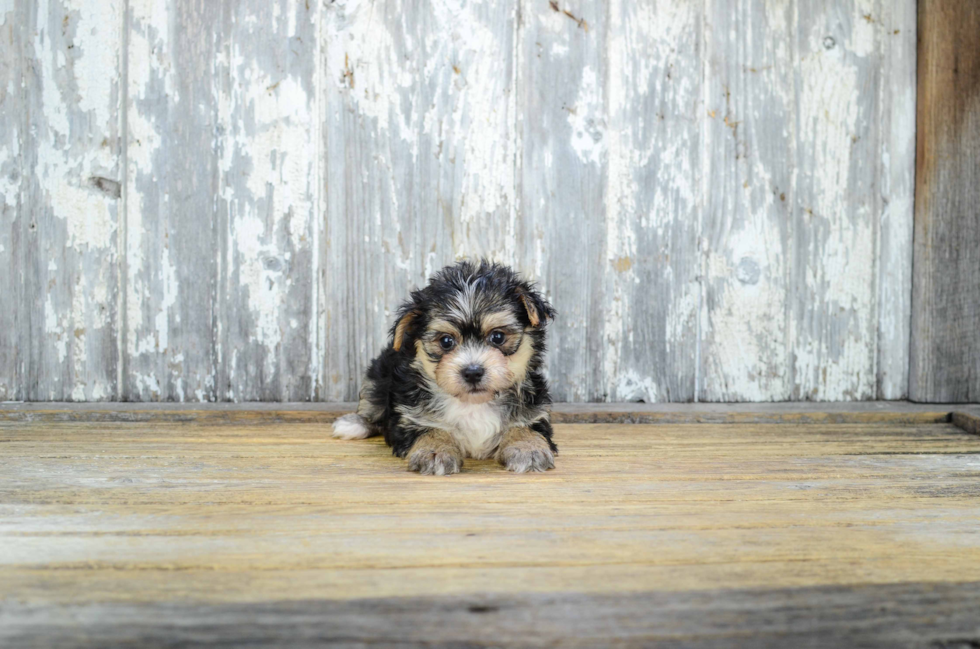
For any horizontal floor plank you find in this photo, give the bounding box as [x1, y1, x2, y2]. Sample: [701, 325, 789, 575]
[2, 416, 980, 645]
[7, 581, 980, 649]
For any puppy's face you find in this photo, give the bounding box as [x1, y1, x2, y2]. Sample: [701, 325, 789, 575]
[417, 308, 530, 404]
[392, 262, 553, 404]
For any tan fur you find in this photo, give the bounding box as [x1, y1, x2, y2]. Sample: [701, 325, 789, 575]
[407, 429, 464, 476]
[518, 292, 540, 327]
[393, 311, 418, 352]
[414, 340, 438, 380]
[507, 333, 535, 385]
[496, 426, 555, 473]
[427, 319, 462, 338]
[480, 311, 519, 335]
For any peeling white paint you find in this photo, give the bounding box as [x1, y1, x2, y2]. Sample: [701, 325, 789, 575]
[229, 215, 283, 351]
[22, 0, 124, 400]
[567, 66, 605, 166]
[134, 373, 162, 399]
[423, 0, 518, 261]
[327, 0, 415, 141]
[793, 11, 877, 400]
[847, 0, 877, 57]
[73, 1, 119, 129]
[602, 0, 633, 398]
[1, 0, 917, 403]
[36, 2, 118, 251]
[155, 242, 177, 353]
[213, 0, 319, 394]
[44, 292, 67, 364]
[616, 370, 660, 404]
[0, 101, 17, 209]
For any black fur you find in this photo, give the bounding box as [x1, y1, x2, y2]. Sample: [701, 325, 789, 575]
[358, 260, 557, 458]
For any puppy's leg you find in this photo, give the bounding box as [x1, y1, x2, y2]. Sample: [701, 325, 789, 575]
[496, 427, 555, 473]
[407, 429, 464, 476]
[332, 379, 384, 440]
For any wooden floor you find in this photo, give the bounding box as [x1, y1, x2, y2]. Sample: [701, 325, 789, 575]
[2, 407, 980, 647]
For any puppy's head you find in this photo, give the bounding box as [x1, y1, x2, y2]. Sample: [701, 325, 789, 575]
[391, 260, 554, 404]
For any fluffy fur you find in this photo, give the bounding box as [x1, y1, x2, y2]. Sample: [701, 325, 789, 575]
[332, 260, 557, 475]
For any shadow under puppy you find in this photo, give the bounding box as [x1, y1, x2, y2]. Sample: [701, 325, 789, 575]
[332, 260, 558, 475]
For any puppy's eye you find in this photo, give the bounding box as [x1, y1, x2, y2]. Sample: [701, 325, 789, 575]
[489, 330, 506, 346]
[438, 335, 456, 351]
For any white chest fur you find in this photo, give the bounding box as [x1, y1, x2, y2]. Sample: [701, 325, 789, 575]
[439, 399, 506, 460]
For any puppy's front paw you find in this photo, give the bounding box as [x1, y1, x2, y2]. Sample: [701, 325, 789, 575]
[497, 428, 555, 473]
[406, 432, 463, 476]
[499, 444, 555, 473]
[408, 449, 462, 476]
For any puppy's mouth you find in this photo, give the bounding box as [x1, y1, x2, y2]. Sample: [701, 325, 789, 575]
[456, 387, 496, 404]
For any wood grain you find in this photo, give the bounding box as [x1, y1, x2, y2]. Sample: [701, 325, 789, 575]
[791, 0, 884, 401]
[700, 0, 795, 401]
[7, 0, 124, 401]
[320, 0, 520, 401]
[911, 0, 980, 403]
[0, 401, 959, 425]
[2, 417, 980, 645]
[124, 0, 221, 401]
[952, 411, 980, 435]
[0, 0, 23, 401]
[520, 0, 607, 401]
[4, 582, 980, 648]
[875, 0, 917, 399]
[601, 0, 701, 402]
[0, 0, 924, 403]
[321, 0, 417, 402]
[214, 0, 319, 401]
[702, 0, 914, 401]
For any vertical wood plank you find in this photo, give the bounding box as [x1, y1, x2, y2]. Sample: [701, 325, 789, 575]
[416, 1, 521, 265]
[17, 0, 123, 400]
[0, 0, 22, 400]
[321, 0, 428, 402]
[602, 0, 701, 402]
[214, 0, 319, 401]
[701, 0, 907, 402]
[789, 0, 881, 401]
[321, 0, 519, 401]
[520, 0, 607, 401]
[125, 0, 220, 401]
[700, 0, 796, 401]
[874, 1, 916, 399]
[910, 0, 980, 403]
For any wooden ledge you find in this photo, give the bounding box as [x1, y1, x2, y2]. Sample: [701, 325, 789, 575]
[1, 401, 977, 429]
[952, 411, 980, 435]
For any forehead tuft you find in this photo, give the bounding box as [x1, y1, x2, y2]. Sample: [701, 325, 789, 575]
[426, 264, 517, 324]
[433, 286, 518, 330]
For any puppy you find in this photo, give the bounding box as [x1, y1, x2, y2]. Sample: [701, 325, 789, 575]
[332, 260, 558, 475]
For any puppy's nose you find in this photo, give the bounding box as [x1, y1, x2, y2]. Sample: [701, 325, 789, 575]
[461, 364, 485, 385]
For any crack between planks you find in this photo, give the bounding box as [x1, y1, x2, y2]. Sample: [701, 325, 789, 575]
[117, 0, 131, 401]
[312, 0, 325, 402]
[694, 0, 709, 403]
[872, 0, 885, 400]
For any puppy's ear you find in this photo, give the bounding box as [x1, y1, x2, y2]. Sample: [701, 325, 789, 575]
[392, 309, 420, 352]
[516, 284, 555, 328]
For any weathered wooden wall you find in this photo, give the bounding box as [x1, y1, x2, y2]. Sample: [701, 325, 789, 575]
[910, 0, 980, 404]
[0, 0, 918, 403]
